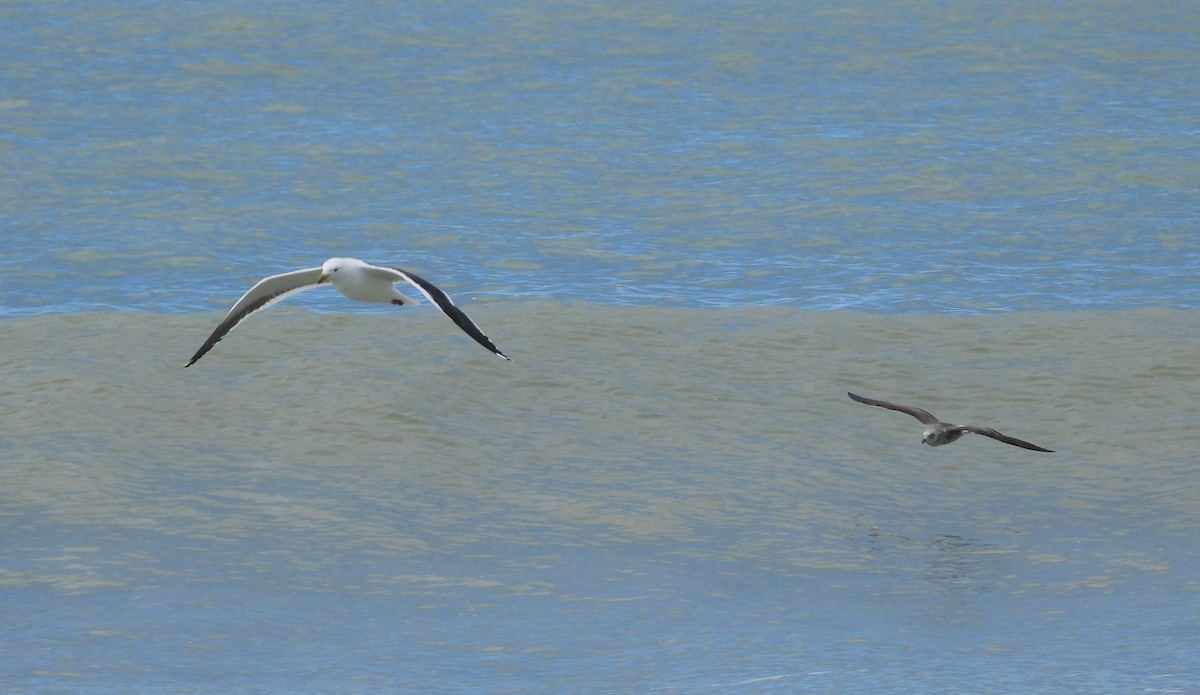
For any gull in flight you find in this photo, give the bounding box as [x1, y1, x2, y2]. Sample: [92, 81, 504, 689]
[847, 392, 1053, 452]
[185, 257, 509, 367]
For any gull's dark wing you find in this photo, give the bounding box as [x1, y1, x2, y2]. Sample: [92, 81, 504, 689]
[368, 264, 509, 360]
[847, 392, 940, 424]
[961, 426, 1054, 452]
[184, 267, 323, 367]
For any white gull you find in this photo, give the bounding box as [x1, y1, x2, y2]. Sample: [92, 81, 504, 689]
[185, 257, 508, 367]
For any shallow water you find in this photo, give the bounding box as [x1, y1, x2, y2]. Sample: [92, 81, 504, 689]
[3, 0, 1200, 692]
[2, 307, 1199, 692]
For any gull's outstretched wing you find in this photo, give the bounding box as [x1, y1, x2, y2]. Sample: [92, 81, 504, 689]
[184, 267, 323, 367]
[847, 392, 940, 424]
[961, 426, 1054, 452]
[364, 263, 509, 360]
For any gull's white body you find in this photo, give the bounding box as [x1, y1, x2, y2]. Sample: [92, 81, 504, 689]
[185, 257, 508, 367]
[321, 260, 417, 304]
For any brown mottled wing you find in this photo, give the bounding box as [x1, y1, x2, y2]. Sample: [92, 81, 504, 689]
[847, 392, 940, 424]
[961, 426, 1054, 452]
[184, 267, 323, 367]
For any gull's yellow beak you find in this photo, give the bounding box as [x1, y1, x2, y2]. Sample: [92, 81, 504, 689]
[316, 272, 330, 285]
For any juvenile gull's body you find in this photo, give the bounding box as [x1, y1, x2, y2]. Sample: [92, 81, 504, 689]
[847, 392, 1053, 452]
[185, 257, 508, 367]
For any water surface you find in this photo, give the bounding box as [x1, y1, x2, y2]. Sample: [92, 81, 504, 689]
[3, 307, 1199, 692]
[2, 0, 1199, 692]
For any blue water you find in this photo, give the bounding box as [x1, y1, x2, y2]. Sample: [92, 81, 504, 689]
[3, 1, 1198, 316]
[3, 2, 1200, 694]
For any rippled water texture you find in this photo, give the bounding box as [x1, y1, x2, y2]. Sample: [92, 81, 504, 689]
[2, 0, 1199, 692]
[2, 1, 1198, 314]
[3, 307, 1199, 692]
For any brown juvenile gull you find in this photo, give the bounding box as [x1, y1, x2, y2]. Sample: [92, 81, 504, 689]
[847, 392, 1053, 452]
[185, 257, 509, 367]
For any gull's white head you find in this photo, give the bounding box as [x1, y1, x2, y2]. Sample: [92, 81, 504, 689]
[317, 257, 358, 285]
